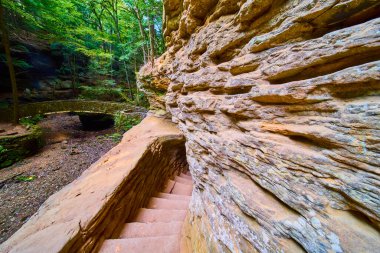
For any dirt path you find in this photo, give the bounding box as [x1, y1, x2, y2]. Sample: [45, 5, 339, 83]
[0, 113, 119, 243]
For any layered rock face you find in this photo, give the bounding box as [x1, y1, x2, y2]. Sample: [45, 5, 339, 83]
[139, 0, 380, 252]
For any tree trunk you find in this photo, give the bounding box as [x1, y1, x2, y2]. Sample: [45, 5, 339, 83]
[72, 54, 77, 95]
[133, 3, 148, 64]
[0, 3, 19, 124]
[148, 16, 155, 67]
[123, 61, 133, 100]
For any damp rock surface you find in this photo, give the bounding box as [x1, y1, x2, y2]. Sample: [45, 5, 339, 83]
[139, 1, 380, 252]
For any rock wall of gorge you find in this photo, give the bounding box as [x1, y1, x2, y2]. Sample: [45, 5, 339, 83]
[139, 0, 380, 252]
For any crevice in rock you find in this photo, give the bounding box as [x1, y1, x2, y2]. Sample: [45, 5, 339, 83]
[324, 80, 380, 99]
[211, 48, 242, 65]
[282, 237, 307, 253]
[244, 3, 380, 54]
[230, 169, 304, 218]
[210, 86, 252, 95]
[309, 3, 380, 40]
[268, 51, 380, 85]
[288, 135, 337, 150]
[347, 209, 380, 233]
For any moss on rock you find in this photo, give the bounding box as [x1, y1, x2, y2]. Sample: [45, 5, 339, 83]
[0, 125, 44, 168]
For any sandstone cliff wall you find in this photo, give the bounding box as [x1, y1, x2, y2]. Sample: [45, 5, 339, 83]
[139, 0, 380, 252]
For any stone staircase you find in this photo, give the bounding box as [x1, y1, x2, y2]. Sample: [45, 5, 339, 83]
[99, 172, 193, 253]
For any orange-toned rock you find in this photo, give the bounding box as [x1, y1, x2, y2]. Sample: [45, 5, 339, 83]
[139, 0, 380, 252]
[0, 116, 186, 253]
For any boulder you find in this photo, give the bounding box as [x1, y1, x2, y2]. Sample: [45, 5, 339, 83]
[0, 125, 44, 168]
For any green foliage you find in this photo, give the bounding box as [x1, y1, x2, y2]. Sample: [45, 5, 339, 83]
[15, 175, 36, 182]
[0, 145, 7, 155]
[99, 133, 123, 143]
[79, 86, 124, 101]
[0, 125, 44, 168]
[134, 90, 150, 108]
[0, 101, 9, 109]
[114, 112, 141, 132]
[19, 114, 44, 126]
[0, 53, 32, 70]
[13, 59, 33, 69]
[3, 0, 164, 91]
[0, 144, 21, 168]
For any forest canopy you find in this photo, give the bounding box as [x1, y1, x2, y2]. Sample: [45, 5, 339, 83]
[1, 0, 164, 100]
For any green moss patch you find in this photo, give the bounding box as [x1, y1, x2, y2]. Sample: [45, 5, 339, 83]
[0, 125, 44, 169]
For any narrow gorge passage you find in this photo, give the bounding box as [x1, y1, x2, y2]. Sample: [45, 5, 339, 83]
[99, 171, 193, 253]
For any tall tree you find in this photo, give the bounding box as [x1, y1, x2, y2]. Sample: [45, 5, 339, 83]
[0, 0, 19, 123]
[148, 15, 155, 66]
[2, 0, 165, 104]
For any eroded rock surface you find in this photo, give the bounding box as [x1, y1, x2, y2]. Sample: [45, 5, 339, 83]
[139, 1, 380, 252]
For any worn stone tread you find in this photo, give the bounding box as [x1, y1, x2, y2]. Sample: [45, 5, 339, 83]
[119, 222, 183, 238]
[147, 197, 189, 210]
[174, 176, 193, 185]
[156, 192, 191, 201]
[162, 179, 176, 193]
[133, 208, 187, 223]
[171, 182, 193, 196]
[99, 235, 180, 253]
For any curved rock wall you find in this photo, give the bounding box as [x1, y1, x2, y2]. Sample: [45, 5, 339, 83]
[139, 1, 380, 252]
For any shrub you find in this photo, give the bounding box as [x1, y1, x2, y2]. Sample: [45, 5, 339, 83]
[99, 133, 123, 143]
[19, 114, 44, 126]
[114, 112, 141, 132]
[79, 86, 125, 101]
[0, 145, 7, 155]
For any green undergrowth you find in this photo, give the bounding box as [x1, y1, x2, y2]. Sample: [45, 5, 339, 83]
[98, 133, 123, 143]
[19, 114, 44, 126]
[0, 125, 44, 169]
[97, 112, 142, 143]
[114, 113, 142, 132]
[15, 175, 36, 182]
[97, 113, 142, 144]
[78, 85, 149, 108]
[79, 86, 125, 102]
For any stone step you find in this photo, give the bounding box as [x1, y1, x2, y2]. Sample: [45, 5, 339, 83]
[174, 176, 193, 185]
[119, 222, 183, 238]
[156, 192, 191, 201]
[172, 182, 193, 196]
[99, 235, 180, 253]
[134, 208, 187, 223]
[179, 173, 192, 180]
[162, 179, 175, 193]
[147, 197, 189, 210]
